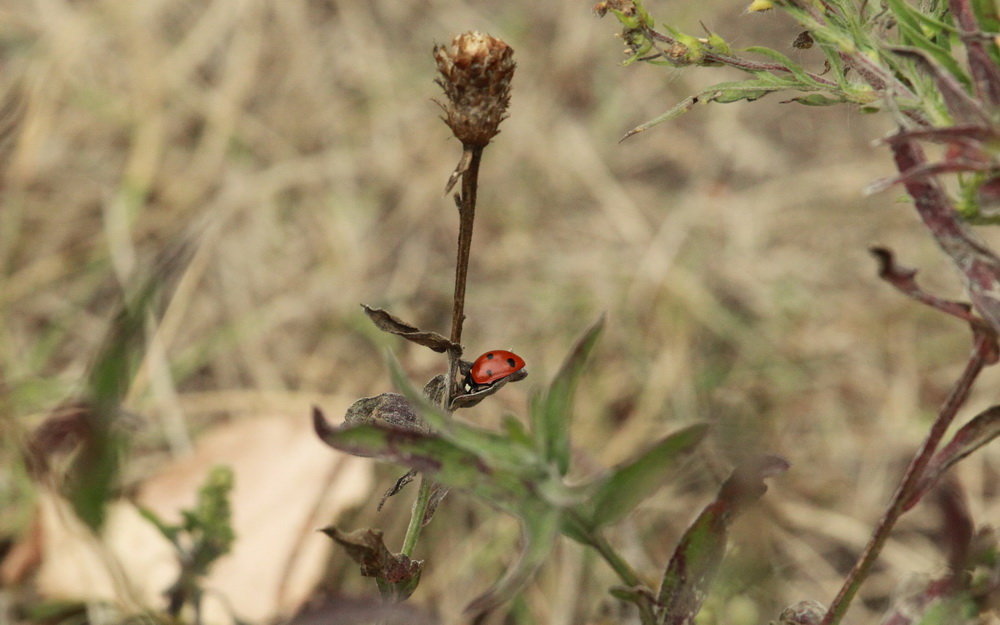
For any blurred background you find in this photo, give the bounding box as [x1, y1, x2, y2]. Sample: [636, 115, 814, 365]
[2, 0, 998, 624]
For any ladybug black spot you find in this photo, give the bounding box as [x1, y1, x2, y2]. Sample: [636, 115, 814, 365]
[485, 369, 494, 377]
[485, 353, 495, 360]
[506, 358, 516, 367]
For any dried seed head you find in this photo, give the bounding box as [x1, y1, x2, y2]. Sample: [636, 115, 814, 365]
[434, 32, 515, 147]
[792, 31, 814, 49]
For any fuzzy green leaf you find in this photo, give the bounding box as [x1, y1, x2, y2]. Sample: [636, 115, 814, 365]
[312, 410, 535, 508]
[887, 0, 970, 87]
[588, 424, 709, 528]
[621, 96, 699, 140]
[465, 505, 561, 616]
[706, 75, 793, 103]
[69, 278, 161, 531]
[622, 73, 804, 139]
[743, 46, 820, 86]
[532, 315, 605, 476]
[783, 93, 848, 106]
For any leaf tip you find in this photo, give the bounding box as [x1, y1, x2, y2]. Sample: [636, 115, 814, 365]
[312, 405, 334, 441]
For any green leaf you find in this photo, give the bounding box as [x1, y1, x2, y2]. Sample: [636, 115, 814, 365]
[531, 315, 605, 475]
[69, 278, 161, 531]
[621, 96, 699, 140]
[783, 93, 848, 106]
[65, 241, 196, 531]
[704, 29, 731, 55]
[587, 424, 709, 527]
[886, 0, 970, 87]
[312, 411, 535, 508]
[501, 414, 534, 449]
[743, 46, 820, 86]
[887, 0, 958, 39]
[464, 505, 561, 616]
[137, 506, 180, 545]
[657, 456, 789, 622]
[708, 84, 777, 103]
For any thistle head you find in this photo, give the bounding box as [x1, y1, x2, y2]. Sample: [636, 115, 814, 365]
[434, 32, 515, 147]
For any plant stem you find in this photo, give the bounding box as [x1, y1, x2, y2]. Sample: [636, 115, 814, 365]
[401, 144, 484, 558]
[446, 144, 483, 399]
[401, 475, 434, 557]
[643, 27, 838, 88]
[820, 333, 992, 625]
[450, 145, 483, 344]
[588, 531, 642, 586]
[584, 529, 657, 624]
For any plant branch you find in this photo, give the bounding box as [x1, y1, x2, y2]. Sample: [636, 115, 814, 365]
[401, 145, 484, 559]
[642, 28, 839, 88]
[450, 145, 483, 347]
[446, 145, 484, 399]
[820, 331, 994, 625]
[566, 513, 657, 624]
[890, 137, 1000, 334]
[401, 475, 434, 557]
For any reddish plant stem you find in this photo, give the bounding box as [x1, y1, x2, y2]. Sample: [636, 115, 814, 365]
[450, 145, 482, 346]
[822, 137, 1000, 624]
[403, 144, 484, 558]
[891, 138, 1000, 334]
[948, 0, 1000, 105]
[820, 332, 992, 625]
[446, 145, 483, 400]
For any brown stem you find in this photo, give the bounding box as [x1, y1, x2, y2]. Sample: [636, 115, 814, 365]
[400, 144, 484, 558]
[446, 145, 484, 400]
[820, 333, 992, 625]
[451, 145, 482, 345]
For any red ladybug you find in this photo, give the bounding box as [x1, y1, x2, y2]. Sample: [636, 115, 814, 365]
[465, 350, 526, 392]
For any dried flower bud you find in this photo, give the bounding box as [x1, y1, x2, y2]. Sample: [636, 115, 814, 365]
[593, 0, 637, 17]
[434, 32, 515, 147]
[774, 600, 825, 625]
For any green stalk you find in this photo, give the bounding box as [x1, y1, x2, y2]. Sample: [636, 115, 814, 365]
[400, 475, 434, 557]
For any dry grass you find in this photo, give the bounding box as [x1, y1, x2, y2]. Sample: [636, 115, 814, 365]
[2, 0, 998, 624]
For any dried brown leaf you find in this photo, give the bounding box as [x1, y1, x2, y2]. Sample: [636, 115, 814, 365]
[319, 527, 422, 589]
[360, 305, 457, 353]
[449, 369, 528, 409]
[344, 393, 429, 435]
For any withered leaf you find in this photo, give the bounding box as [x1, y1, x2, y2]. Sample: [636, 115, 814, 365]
[421, 483, 449, 526]
[449, 369, 528, 410]
[361, 304, 457, 353]
[320, 526, 422, 600]
[422, 374, 448, 406]
[344, 393, 429, 435]
[377, 469, 418, 511]
[792, 31, 813, 49]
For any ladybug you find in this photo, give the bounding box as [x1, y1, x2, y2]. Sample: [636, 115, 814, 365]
[464, 350, 526, 392]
